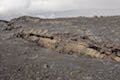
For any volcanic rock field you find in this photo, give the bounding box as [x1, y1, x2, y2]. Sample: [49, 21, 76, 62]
[0, 16, 120, 80]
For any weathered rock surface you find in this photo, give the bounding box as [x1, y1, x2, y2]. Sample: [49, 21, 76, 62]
[0, 16, 120, 80]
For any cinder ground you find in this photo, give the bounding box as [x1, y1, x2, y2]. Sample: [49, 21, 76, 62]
[0, 16, 120, 80]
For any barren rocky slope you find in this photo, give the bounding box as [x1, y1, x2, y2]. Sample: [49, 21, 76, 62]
[0, 16, 120, 80]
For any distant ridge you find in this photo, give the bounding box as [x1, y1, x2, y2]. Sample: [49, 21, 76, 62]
[1, 9, 120, 20]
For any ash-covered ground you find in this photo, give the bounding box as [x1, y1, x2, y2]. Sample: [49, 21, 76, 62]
[0, 16, 120, 80]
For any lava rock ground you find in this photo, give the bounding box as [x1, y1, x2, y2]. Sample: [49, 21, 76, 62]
[0, 16, 120, 80]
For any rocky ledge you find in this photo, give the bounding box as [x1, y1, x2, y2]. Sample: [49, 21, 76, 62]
[1, 16, 120, 61]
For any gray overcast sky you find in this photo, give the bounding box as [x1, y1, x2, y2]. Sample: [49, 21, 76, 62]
[0, 0, 120, 20]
